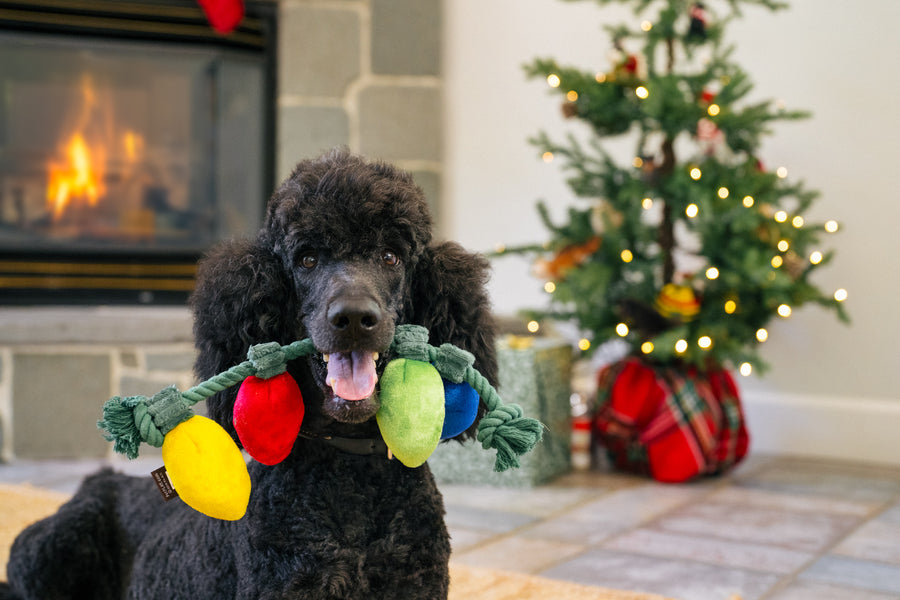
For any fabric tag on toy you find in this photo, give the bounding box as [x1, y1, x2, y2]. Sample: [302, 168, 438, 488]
[151, 466, 178, 502]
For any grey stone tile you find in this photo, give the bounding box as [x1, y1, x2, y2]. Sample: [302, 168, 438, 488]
[768, 581, 898, 600]
[708, 486, 880, 517]
[278, 106, 350, 181]
[876, 500, 900, 524]
[411, 170, 440, 226]
[145, 350, 195, 373]
[737, 459, 900, 502]
[801, 555, 900, 595]
[12, 353, 112, 458]
[447, 526, 493, 553]
[519, 512, 625, 546]
[443, 504, 536, 534]
[439, 483, 601, 518]
[371, 0, 440, 76]
[358, 85, 440, 162]
[541, 549, 779, 600]
[832, 519, 900, 565]
[451, 535, 585, 574]
[605, 528, 813, 574]
[654, 501, 862, 552]
[279, 5, 360, 98]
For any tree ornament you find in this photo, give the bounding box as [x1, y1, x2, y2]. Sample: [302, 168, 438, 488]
[533, 236, 601, 280]
[655, 283, 701, 322]
[590, 201, 625, 234]
[688, 2, 707, 41]
[696, 118, 725, 156]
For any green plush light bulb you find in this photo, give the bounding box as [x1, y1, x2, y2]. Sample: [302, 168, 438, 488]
[376, 358, 445, 468]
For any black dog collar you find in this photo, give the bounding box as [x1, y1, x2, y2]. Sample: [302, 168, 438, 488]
[298, 430, 390, 458]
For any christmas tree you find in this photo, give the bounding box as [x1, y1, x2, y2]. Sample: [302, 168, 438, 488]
[502, 0, 848, 375]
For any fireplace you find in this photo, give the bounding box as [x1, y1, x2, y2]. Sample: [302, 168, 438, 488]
[0, 0, 276, 304]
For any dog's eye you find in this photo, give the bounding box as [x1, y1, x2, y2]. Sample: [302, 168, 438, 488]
[299, 253, 318, 269]
[382, 250, 400, 267]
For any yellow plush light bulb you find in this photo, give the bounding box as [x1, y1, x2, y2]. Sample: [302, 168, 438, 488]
[162, 415, 251, 521]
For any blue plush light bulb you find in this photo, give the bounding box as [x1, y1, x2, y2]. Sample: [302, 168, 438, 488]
[441, 380, 479, 439]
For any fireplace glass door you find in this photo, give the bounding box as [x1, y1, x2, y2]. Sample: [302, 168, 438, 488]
[0, 31, 265, 252]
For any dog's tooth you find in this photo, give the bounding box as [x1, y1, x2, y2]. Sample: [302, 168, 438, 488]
[373, 352, 379, 362]
[323, 354, 330, 363]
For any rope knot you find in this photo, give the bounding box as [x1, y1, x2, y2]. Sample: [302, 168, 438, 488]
[476, 403, 544, 472]
[247, 341, 287, 379]
[390, 324, 431, 362]
[433, 343, 475, 383]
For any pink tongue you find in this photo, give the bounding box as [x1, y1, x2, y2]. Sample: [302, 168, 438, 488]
[327, 351, 377, 401]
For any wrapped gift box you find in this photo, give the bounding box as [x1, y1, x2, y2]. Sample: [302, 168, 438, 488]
[428, 336, 573, 486]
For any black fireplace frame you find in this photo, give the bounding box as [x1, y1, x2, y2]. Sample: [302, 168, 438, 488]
[0, 0, 277, 305]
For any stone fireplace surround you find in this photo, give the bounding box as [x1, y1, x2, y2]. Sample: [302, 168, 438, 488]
[0, 0, 442, 460]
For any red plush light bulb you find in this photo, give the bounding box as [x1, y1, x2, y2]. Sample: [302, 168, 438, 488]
[234, 372, 304, 465]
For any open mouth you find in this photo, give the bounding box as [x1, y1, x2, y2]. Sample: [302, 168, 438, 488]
[323, 350, 380, 401]
[311, 349, 386, 424]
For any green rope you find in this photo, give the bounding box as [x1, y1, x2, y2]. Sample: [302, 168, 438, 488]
[98, 327, 542, 471]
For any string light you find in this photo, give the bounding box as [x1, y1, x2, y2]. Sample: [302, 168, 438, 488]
[776, 166, 788, 178]
[686, 203, 699, 218]
[635, 86, 649, 99]
[834, 288, 848, 302]
[641, 20, 653, 31]
[825, 220, 839, 233]
[778, 304, 792, 318]
[740, 362, 753, 376]
[542, 152, 554, 163]
[792, 216, 804, 228]
[774, 210, 788, 223]
[698, 336, 713, 349]
[527, 320, 540, 333]
[494, 243, 507, 253]
[633, 157, 644, 168]
[595, 72, 607, 83]
[717, 187, 729, 199]
[777, 239, 790, 252]
[742, 196, 755, 207]
[615, 323, 629, 337]
[578, 338, 591, 351]
[690, 167, 702, 180]
[547, 74, 561, 88]
[642, 197, 653, 209]
[771, 255, 783, 268]
[756, 328, 768, 342]
[641, 341, 654, 354]
[706, 266, 719, 280]
[809, 251, 823, 265]
[724, 300, 737, 314]
[544, 281, 556, 293]
[708, 104, 721, 116]
[620, 249, 634, 263]
[674, 339, 688, 354]
[566, 90, 578, 102]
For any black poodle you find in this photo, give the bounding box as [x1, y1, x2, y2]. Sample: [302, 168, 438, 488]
[3, 149, 498, 599]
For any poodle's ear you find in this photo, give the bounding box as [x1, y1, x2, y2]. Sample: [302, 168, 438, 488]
[405, 242, 498, 440]
[191, 238, 296, 441]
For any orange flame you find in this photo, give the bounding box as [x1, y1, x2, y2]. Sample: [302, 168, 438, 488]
[46, 132, 106, 220]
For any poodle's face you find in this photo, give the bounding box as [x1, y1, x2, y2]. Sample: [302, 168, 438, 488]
[265, 154, 432, 425]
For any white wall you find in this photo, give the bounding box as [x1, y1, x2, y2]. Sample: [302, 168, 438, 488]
[443, 0, 900, 463]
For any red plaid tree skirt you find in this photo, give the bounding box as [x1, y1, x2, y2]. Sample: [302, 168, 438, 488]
[591, 358, 749, 483]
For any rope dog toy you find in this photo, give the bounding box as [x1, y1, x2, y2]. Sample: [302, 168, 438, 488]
[98, 325, 544, 520]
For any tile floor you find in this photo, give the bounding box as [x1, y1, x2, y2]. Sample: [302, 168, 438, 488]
[3, 453, 900, 600]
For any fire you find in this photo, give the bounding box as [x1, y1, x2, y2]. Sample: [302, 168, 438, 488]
[46, 132, 106, 220]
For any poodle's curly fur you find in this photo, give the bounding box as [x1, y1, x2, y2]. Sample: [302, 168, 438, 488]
[3, 149, 497, 599]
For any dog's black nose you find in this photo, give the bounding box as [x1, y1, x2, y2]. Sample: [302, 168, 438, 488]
[328, 298, 381, 333]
